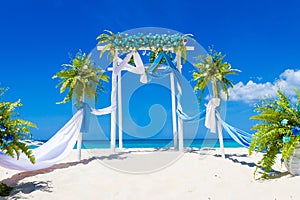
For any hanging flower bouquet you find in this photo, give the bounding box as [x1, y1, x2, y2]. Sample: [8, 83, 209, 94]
[249, 89, 300, 178]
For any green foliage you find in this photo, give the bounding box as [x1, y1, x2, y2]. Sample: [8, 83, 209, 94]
[0, 88, 36, 163]
[96, 30, 191, 62]
[96, 30, 116, 60]
[249, 89, 300, 178]
[0, 182, 13, 196]
[192, 47, 241, 102]
[52, 50, 109, 106]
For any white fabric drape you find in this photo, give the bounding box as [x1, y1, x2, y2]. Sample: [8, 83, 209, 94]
[205, 98, 220, 133]
[115, 51, 147, 83]
[91, 105, 116, 116]
[0, 52, 153, 171]
[92, 51, 147, 115]
[0, 109, 83, 171]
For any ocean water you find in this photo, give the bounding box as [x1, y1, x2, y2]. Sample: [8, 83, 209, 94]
[78, 139, 243, 149]
[31, 139, 242, 149]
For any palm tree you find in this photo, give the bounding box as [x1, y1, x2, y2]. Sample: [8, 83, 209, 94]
[53, 50, 109, 160]
[193, 48, 240, 101]
[193, 47, 241, 158]
[53, 50, 109, 107]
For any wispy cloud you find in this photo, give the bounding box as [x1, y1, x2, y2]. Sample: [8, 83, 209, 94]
[228, 69, 300, 103]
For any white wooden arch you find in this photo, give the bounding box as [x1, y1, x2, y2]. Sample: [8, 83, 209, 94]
[97, 46, 194, 152]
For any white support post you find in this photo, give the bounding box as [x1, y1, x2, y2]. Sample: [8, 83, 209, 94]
[170, 72, 178, 149]
[95, 45, 194, 153]
[217, 120, 225, 158]
[118, 71, 123, 149]
[212, 79, 225, 158]
[176, 51, 184, 152]
[110, 52, 118, 152]
[77, 92, 84, 161]
[77, 132, 82, 160]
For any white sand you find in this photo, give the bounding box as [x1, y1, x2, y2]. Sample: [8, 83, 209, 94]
[1, 148, 300, 200]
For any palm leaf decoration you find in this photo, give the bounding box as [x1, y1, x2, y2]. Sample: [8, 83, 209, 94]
[193, 47, 241, 102]
[0, 88, 36, 164]
[53, 50, 109, 106]
[96, 30, 116, 60]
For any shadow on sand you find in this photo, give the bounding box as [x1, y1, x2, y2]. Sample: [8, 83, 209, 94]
[1, 151, 133, 198]
[2, 148, 181, 198]
[214, 153, 291, 180]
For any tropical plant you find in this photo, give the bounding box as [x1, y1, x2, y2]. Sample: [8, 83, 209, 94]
[0, 87, 36, 163]
[96, 30, 191, 62]
[193, 47, 241, 102]
[52, 50, 109, 106]
[249, 89, 300, 178]
[0, 182, 13, 196]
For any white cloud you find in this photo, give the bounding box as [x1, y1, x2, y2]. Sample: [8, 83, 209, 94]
[228, 69, 300, 103]
[277, 69, 300, 95]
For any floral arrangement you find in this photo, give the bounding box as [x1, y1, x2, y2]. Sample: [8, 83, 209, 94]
[249, 89, 300, 178]
[53, 50, 109, 106]
[0, 87, 36, 163]
[96, 30, 192, 61]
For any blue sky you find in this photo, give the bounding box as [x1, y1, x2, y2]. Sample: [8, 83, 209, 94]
[1, 0, 300, 140]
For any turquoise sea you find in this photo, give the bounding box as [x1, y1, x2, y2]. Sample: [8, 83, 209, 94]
[76, 139, 242, 149]
[32, 139, 242, 149]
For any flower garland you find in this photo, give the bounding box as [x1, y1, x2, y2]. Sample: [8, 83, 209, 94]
[96, 30, 192, 61]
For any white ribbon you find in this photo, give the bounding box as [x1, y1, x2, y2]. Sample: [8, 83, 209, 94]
[205, 98, 220, 133]
[91, 105, 117, 116]
[91, 51, 147, 117]
[115, 52, 133, 75]
[132, 52, 147, 83]
[0, 109, 83, 171]
[115, 51, 147, 83]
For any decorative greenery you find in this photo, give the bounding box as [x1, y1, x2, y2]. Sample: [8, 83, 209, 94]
[53, 50, 109, 106]
[0, 182, 13, 196]
[96, 30, 191, 62]
[193, 47, 241, 102]
[0, 88, 36, 163]
[249, 89, 300, 178]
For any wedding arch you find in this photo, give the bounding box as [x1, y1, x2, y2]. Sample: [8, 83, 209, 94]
[0, 30, 253, 171]
[92, 31, 195, 152]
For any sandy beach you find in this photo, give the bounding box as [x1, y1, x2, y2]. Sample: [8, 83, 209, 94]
[1, 148, 299, 200]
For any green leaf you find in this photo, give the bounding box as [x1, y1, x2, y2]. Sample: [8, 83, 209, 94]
[53, 50, 109, 106]
[249, 89, 300, 178]
[0, 90, 37, 163]
[192, 47, 240, 102]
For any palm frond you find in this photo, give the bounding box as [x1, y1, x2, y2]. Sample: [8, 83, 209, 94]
[192, 47, 240, 102]
[53, 50, 109, 106]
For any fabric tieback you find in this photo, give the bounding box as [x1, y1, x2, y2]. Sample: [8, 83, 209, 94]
[205, 98, 220, 133]
[80, 102, 91, 134]
[90, 105, 117, 116]
[148, 52, 177, 73]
